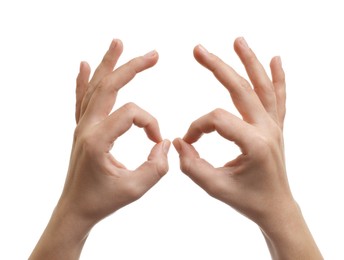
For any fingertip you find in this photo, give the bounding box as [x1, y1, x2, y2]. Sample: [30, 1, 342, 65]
[162, 139, 171, 155]
[172, 138, 182, 154]
[193, 44, 209, 62]
[270, 56, 285, 82]
[79, 61, 91, 75]
[144, 50, 158, 59]
[234, 37, 248, 49]
[143, 50, 159, 67]
[173, 138, 200, 159]
[271, 56, 283, 69]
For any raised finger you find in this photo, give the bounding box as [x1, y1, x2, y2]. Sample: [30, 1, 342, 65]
[193, 45, 266, 124]
[234, 37, 278, 120]
[80, 39, 123, 118]
[89, 39, 123, 87]
[75, 61, 90, 123]
[84, 50, 158, 121]
[270, 56, 286, 129]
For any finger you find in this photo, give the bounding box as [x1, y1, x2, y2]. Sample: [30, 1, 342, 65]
[75, 61, 91, 123]
[193, 44, 266, 124]
[98, 102, 162, 147]
[182, 109, 253, 154]
[80, 39, 123, 118]
[90, 39, 124, 87]
[233, 37, 278, 120]
[270, 56, 286, 129]
[173, 138, 222, 194]
[130, 140, 170, 194]
[84, 50, 159, 121]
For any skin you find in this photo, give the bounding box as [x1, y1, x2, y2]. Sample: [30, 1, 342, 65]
[30, 38, 323, 260]
[173, 37, 323, 259]
[29, 39, 171, 260]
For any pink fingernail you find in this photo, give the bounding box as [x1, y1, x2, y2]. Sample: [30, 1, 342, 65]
[144, 50, 157, 58]
[198, 44, 209, 54]
[162, 140, 171, 154]
[277, 56, 282, 66]
[109, 39, 118, 49]
[239, 37, 249, 49]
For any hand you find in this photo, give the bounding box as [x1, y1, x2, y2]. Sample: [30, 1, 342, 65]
[30, 39, 170, 260]
[173, 37, 322, 259]
[63, 39, 170, 224]
[174, 37, 289, 225]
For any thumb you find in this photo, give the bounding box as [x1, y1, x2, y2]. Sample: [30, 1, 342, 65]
[173, 138, 218, 192]
[132, 140, 170, 193]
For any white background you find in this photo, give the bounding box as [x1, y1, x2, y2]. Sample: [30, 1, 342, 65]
[1, 0, 343, 259]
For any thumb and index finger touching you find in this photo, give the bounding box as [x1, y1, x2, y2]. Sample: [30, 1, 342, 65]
[74, 38, 284, 188]
[173, 38, 285, 188]
[75, 39, 169, 177]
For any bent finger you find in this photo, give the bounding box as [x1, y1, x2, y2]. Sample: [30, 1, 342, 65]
[183, 109, 253, 154]
[98, 102, 162, 147]
[84, 51, 159, 121]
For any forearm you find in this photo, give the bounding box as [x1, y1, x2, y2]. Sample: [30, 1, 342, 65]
[29, 201, 93, 260]
[259, 201, 323, 260]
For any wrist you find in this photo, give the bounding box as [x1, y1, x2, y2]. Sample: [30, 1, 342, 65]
[29, 198, 95, 260]
[258, 200, 322, 259]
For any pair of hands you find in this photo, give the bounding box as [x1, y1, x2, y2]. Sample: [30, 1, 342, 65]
[30, 37, 323, 260]
[64, 37, 289, 229]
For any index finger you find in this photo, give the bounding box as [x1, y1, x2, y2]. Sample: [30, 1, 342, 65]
[97, 102, 162, 149]
[183, 109, 253, 154]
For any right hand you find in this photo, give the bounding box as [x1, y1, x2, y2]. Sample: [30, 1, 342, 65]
[173, 37, 293, 229]
[174, 37, 323, 259]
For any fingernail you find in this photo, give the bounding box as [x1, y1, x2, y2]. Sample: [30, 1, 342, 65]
[198, 44, 209, 54]
[144, 50, 157, 58]
[109, 39, 118, 50]
[239, 37, 249, 49]
[277, 56, 282, 66]
[162, 140, 171, 154]
[172, 138, 182, 154]
[79, 61, 84, 71]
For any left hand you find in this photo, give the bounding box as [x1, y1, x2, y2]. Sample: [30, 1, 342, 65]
[60, 39, 170, 225]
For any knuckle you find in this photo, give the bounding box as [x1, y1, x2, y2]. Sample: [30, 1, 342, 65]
[253, 135, 271, 154]
[149, 115, 159, 126]
[74, 126, 99, 154]
[126, 58, 140, 73]
[123, 181, 143, 201]
[97, 77, 111, 92]
[238, 78, 251, 91]
[211, 108, 226, 121]
[156, 160, 169, 177]
[123, 102, 138, 115]
[252, 126, 282, 159]
[146, 160, 168, 180]
[206, 183, 220, 198]
[246, 51, 257, 64]
[180, 157, 191, 174]
[101, 54, 113, 67]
